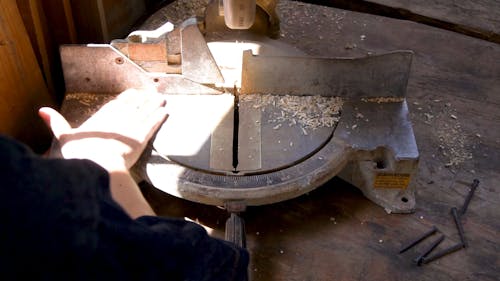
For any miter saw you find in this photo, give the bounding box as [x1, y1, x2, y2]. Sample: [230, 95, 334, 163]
[58, 0, 419, 246]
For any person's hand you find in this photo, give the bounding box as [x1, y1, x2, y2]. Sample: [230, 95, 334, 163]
[39, 89, 168, 172]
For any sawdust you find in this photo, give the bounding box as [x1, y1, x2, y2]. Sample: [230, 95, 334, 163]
[419, 100, 473, 168]
[141, 0, 209, 29]
[361, 97, 405, 103]
[64, 93, 116, 112]
[241, 94, 343, 133]
[437, 122, 472, 168]
[62, 93, 116, 127]
[65, 92, 102, 105]
[277, 0, 347, 41]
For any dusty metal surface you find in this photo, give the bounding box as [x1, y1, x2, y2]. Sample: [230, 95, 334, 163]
[180, 19, 225, 84]
[138, 136, 351, 206]
[152, 94, 235, 172]
[60, 44, 223, 95]
[241, 50, 413, 97]
[335, 100, 419, 213]
[237, 94, 336, 173]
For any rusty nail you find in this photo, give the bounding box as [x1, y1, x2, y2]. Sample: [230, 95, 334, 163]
[421, 243, 464, 265]
[413, 234, 445, 266]
[451, 207, 467, 248]
[399, 225, 438, 254]
[459, 179, 479, 215]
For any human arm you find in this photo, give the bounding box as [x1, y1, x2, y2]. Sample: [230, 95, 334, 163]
[38, 89, 168, 219]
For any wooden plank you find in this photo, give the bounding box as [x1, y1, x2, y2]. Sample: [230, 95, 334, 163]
[96, 0, 110, 42]
[62, 0, 78, 43]
[112, 41, 168, 61]
[16, 0, 55, 95]
[37, 0, 78, 102]
[279, 2, 500, 104]
[71, 0, 147, 43]
[267, 1, 500, 280]
[101, 0, 147, 41]
[366, 0, 500, 39]
[69, 1, 103, 43]
[19, 0, 79, 102]
[40, 0, 77, 44]
[300, 0, 500, 43]
[0, 1, 55, 152]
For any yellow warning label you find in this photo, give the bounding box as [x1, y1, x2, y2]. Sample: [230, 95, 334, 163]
[373, 173, 411, 189]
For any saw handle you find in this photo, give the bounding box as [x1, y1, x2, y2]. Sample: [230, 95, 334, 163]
[225, 212, 246, 248]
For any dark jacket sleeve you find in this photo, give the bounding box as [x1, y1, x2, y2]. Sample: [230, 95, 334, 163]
[0, 135, 248, 281]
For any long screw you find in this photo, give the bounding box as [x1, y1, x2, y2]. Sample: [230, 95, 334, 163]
[459, 179, 479, 215]
[399, 226, 438, 254]
[451, 207, 467, 248]
[413, 234, 445, 266]
[421, 243, 464, 264]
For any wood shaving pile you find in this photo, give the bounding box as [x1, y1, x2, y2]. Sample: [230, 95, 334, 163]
[241, 94, 343, 132]
[361, 97, 405, 103]
[433, 103, 472, 167]
[414, 99, 473, 168]
[63, 93, 116, 126]
[65, 92, 103, 105]
[438, 122, 472, 167]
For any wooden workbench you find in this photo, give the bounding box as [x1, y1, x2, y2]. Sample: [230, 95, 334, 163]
[140, 1, 500, 280]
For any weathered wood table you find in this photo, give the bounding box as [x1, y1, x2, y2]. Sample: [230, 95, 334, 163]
[135, 1, 500, 280]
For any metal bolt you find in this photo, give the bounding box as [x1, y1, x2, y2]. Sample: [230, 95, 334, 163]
[459, 179, 479, 215]
[451, 207, 467, 248]
[224, 201, 247, 213]
[399, 226, 438, 254]
[421, 243, 464, 265]
[413, 234, 445, 266]
[115, 57, 124, 64]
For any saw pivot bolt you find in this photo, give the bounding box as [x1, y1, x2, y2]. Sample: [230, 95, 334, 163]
[115, 57, 124, 64]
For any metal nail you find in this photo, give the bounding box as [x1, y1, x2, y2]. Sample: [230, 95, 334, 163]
[413, 234, 445, 266]
[399, 226, 438, 254]
[451, 207, 467, 248]
[421, 243, 464, 264]
[459, 179, 479, 215]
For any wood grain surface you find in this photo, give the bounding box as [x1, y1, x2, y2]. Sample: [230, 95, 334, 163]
[140, 1, 500, 280]
[298, 0, 500, 43]
[0, 1, 55, 152]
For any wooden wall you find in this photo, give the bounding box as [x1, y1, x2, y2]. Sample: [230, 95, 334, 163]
[71, 0, 147, 43]
[0, 0, 54, 153]
[0, 0, 156, 152]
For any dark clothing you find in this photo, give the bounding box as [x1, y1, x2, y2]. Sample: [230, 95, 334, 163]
[0, 135, 248, 280]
